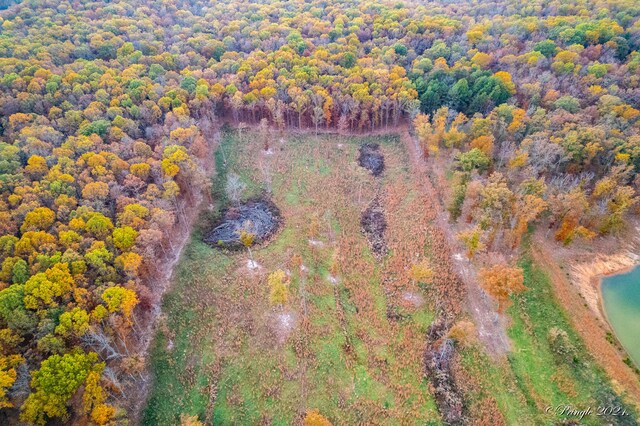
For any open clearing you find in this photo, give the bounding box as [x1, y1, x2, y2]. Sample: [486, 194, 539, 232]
[143, 130, 442, 424]
[143, 129, 637, 425]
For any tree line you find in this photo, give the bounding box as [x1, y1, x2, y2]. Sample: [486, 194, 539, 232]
[0, 0, 639, 423]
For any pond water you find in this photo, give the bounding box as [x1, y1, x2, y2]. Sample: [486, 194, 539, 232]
[601, 265, 640, 367]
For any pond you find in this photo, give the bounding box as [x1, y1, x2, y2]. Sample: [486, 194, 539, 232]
[601, 265, 640, 367]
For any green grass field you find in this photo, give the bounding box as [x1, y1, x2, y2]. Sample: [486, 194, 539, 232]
[143, 129, 441, 425]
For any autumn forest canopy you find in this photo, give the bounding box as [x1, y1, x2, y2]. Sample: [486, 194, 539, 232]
[0, 0, 640, 424]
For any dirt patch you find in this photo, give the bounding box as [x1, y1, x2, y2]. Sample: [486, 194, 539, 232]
[272, 311, 297, 344]
[358, 143, 385, 176]
[361, 198, 387, 257]
[327, 275, 339, 285]
[308, 239, 324, 247]
[402, 291, 425, 308]
[205, 200, 281, 248]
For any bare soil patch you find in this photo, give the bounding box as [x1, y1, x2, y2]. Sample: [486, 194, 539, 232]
[358, 142, 385, 176]
[205, 199, 281, 248]
[402, 291, 425, 308]
[272, 311, 297, 344]
[570, 251, 638, 322]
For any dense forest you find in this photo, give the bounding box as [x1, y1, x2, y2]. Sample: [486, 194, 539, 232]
[0, 0, 639, 424]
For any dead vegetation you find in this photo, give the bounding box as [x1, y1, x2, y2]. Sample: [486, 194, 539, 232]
[204, 199, 281, 248]
[378, 130, 472, 423]
[360, 198, 388, 258]
[358, 142, 385, 176]
[424, 320, 464, 424]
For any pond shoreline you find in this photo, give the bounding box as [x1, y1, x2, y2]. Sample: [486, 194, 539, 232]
[531, 235, 640, 404]
[596, 262, 635, 326]
[569, 251, 638, 323]
[597, 263, 640, 369]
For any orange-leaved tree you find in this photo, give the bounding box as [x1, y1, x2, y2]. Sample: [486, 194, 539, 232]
[478, 264, 525, 312]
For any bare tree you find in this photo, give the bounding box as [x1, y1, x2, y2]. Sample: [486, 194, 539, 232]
[81, 329, 123, 360]
[258, 118, 270, 151]
[402, 98, 421, 121]
[524, 135, 568, 175]
[259, 160, 272, 193]
[312, 106, 324, 136]
[226, 173, 246, 205]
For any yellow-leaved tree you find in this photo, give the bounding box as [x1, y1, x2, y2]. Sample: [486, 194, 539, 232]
[268, 269, 289, 309]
